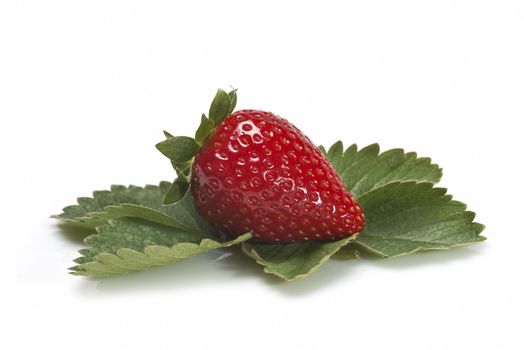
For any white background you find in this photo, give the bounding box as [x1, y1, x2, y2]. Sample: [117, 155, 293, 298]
[1, 1, 523, 349]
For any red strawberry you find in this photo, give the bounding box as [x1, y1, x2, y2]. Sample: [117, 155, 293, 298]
[192, 117, 364, 243]
[158, 89, 365, 243]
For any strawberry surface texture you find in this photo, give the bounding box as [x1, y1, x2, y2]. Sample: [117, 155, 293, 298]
[191, 110, 365, 243]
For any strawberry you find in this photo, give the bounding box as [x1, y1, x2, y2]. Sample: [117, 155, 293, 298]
[157, 89, 365, 243]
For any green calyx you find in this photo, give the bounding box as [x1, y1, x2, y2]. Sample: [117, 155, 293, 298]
[155, 88, 237, 205]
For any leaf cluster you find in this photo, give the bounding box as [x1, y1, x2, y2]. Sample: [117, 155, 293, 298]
[54, 141, 484, 280]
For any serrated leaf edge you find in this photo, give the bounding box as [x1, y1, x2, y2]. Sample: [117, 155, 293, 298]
[71, 232, 253, 278]
[321, 141, 444, 195]
[354, 181, 486, 258]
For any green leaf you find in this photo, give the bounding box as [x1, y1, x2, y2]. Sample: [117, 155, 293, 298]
[171, 160, 191, 176]
[208, 88, 231, 124]
[327, 141, 344, 171]
[164, 162, 192, 205]
[354, 182, 485, 258]
[241, 236, 355, 281]
[53, 182, 218, 237]
[228, 88, 238, 114]
[71, 218, 251, 277]
[163, 130, 175, 139]
[163, 170, 190, 205]
[163, 180, 189, 205]
[156, 136, 198, 163]
[195, 114, 215, 145]
[323, 142, 443, 198]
